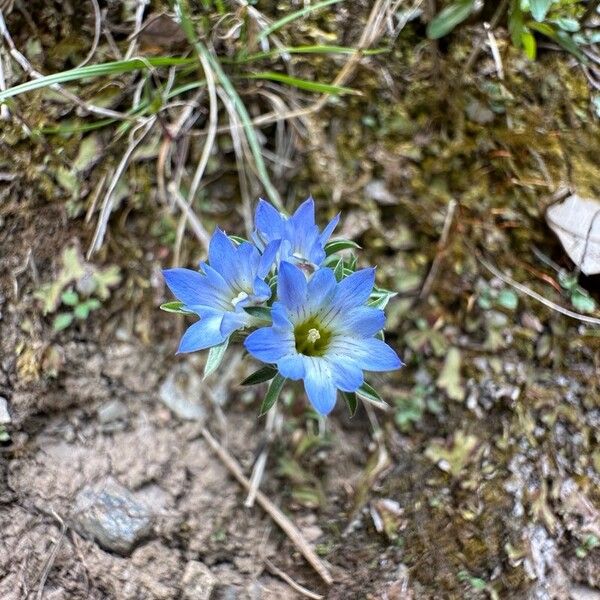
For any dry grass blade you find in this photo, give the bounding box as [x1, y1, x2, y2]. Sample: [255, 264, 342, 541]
[419, 199, 458, 300]
[476, 251, 600, 326]
[75, 0, 101, 69]
[87, 117, 156, 258]
[169, 182, 211, 252]
[0, 11, 131, 121]
[125, 0, 148, 60]
[217, 86, 254, 237]
[200, 427, 334, 585]
[173, 46, 219, 266]
[156, 89, 204, 203]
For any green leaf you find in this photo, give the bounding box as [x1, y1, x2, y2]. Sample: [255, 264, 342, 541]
[342, 391, 358, 417]
[509, 3, 525, 47]
[160, 301, 194, 315]
[529, 0, 553, 23]
[426, 0, 476, 40]
[356, 381, 385, 404]
[243, 306, 272, 322]
[437, 347, 465, 402]
[324, 239, 361, 256]
[241, 365, 278, 386]
[61, 289, 79, 306]
[552, 17, 580, 33]
[368, 291, 396, 310]
[529, 21, 586, 62]
[247, 72, 359, 96]
[333, 257, 345, 282]
[0, 57, 196, 103]
[257, 0, 345, 41]
[348, 254, 358, 271]
[571, 289, 597, 314]
[86, 298, 101, 311]
[496, 289, 518, 310]
[92, 265, 121, 300]
[260, 373, 286, 416]
[229, 235, 248, 245]
[53, 312, 74, 331]
[73, 303, 90, 320]
[204, 338, 229, 379]
[521, 30, 537, 60]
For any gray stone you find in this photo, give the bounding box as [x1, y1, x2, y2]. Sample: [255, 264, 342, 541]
[0, 397, 10, 425]
[210, 585, 240, 600]
[181, 561, 216, 600]
[466, 98, 495, 125]
[365, 180, 396, 205]
[74, 478, 153, 555]
[97, 400, 128, 424]
[159, 365, 206, 421]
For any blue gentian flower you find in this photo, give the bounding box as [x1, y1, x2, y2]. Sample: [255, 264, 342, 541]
[252, 197, 339, 269]
[244, 262, 403, 415]
[163, 229, 278, 353]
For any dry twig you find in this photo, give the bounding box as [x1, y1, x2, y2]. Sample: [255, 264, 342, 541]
[264, 558, 324, 600]
[476, 251, 600, 326]
[419, 199, 458, 300]
[200, 427, 334, 586]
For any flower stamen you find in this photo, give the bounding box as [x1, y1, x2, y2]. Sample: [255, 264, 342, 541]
[307, 328, 321, 343]
[231, 291, 249, 307]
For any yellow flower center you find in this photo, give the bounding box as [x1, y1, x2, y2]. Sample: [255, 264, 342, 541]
[294, 318, 331, 356]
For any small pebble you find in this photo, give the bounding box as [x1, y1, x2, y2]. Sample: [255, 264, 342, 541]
[0, 397, 11, 425]
[74, 478, 153, 555]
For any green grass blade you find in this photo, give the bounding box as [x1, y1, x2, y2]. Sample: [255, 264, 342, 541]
[0, 57, 196, 103]
[247, 71, 359, 95]
[234, 45, 388, 63]
[257, 0, 345, 41]
[176, 0, 283, 209]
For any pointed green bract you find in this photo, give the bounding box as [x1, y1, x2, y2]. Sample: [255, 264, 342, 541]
[241, 365, 278, 386]
[204, 338, 230, 379]
[342, 391, 358, 417]
[260, 374, 286, 416]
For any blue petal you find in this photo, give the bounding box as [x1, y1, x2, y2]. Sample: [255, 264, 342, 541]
[255, 199, 284, 239]
[336, 306, 385, 337]
[234, 242, 261, 291]
[208, 229, 237, 281]
[244, 327, 294, 363]
[307, 268, 336, 311]
[319, 213, 340, 244]
[277, 353, 306, 380]
[200, 263, 234, 301]
[327, 355, 364, 392]
[290, 197, 315, 230]
[220, 310, 249, 337]
[258, 239, 280, 278]
[252, 277, 272, 302]
[306, 238, 326, 266]
[332, 268, 375, 310]
[330, 337, 403, 371]
[177, 315, 225, 353]
[271, 302, 293, 329]
[303, 358, 337, 415]
[163, 268, 226, 309]
[277, 261, 307, 312]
